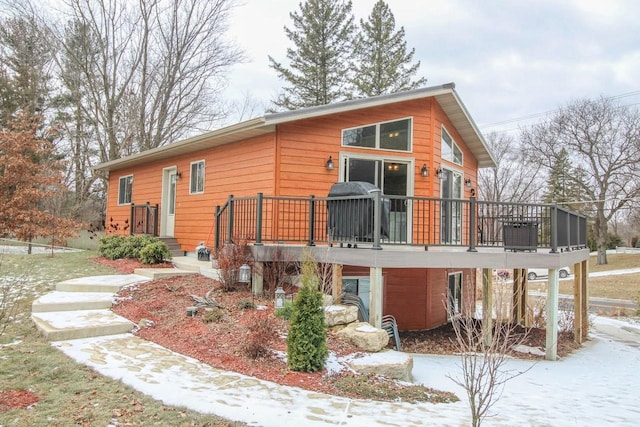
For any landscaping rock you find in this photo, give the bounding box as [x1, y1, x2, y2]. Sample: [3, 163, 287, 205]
[336, 321, 389, 352]
[324, 304, 358, 327]
[322, 294, 334, 306]
[348, 350, 413, 382]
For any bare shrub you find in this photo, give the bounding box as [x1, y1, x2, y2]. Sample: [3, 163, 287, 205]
[215, 240, 250, 292]
[448, 313, 532, 427]
[261, 246, 298, 296]
[241, 310, 278, 359]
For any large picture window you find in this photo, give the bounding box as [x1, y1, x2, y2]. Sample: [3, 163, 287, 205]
[190, 160, 205, 194]
[118, 175, 133, 205]
[442, 127, 462, 165]
[342, 118, 411, 152]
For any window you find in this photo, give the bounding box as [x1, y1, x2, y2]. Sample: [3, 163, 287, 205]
[190, 160, 205, 194]
[342, 118, 411, 152]
[118, 175, 133, 205]
[441, 127, 462, 165]
[448, 272, 463, 319]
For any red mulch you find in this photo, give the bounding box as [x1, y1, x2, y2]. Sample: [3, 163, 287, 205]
[90, 257, 174, 274]
[100, 257, 580, 397]
[0, 389, 39, 411]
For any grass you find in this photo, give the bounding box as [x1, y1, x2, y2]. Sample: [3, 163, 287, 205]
[329, 373, 458, 404]
[0, 249, 242, 426]
[588, 253, 640, 273]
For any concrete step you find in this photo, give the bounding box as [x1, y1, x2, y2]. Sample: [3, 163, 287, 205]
[134, 268, 198, 280]
[32, 291, 114, 312]
[171, 256, 222, 280]
[31, 309, 135, 341]
[56, 274, 149, 293]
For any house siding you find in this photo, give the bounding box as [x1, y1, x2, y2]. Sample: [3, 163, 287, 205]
[105, 133, 276, 249]
[342, 266, 476, 331]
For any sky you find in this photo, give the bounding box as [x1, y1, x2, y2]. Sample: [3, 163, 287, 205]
[223, 0, 640, 136]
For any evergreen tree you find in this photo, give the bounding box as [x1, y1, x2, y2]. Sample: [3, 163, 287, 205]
[542, 148, 583, 212]
[352, 0, 426, 97]
[286, 251, 328, 372]
[269, 0, 356, 110]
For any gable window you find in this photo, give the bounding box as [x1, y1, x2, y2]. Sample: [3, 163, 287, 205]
[442, 127, 462, 165]
[343, 118, 412, 152]
[118, 175, 133, 205]
[190, 160, 205, 194]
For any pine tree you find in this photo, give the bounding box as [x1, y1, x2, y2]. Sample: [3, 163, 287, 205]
[542, 148, 583, 211]
[269, 0, 356, 110]
[352, 0, 426, 97]
[286, 251, 328, 372]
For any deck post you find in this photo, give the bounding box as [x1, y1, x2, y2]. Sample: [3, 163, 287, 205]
[331, 264, 343, 304]
[550, 205, 558, 253]
[226, 195, 234, 244]
[546, 268, 559, 361]
[573, 261, 583, 344]
[251, 261, 264, 296]
[255, 193, 263, 246]
[482, 268, 493, 346]
[369, 267, 383, 328]
[512, 268, 528, 326]
[467, 196, 477, 252]
[581, 259, 589, 341]
[307, 195, 316, 246]
[372, 190, 382, 250]
[214, 206, 221, 252]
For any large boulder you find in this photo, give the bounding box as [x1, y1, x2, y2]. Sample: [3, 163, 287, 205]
[324, 304, 358, 327]
[347, 350, 413, 382]
[336, 321, 389, 352]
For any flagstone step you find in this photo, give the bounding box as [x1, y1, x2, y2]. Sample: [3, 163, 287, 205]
[134, 268, 198, 280]
[31, 309, 135, 341]
[56, 274, 150, 293]
[32, 291, 114, 312]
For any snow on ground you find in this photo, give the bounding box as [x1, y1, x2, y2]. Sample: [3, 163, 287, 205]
[54, 315, 640, 426]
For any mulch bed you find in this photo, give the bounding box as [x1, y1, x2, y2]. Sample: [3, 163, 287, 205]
[93, 257, 581, 398]
[89, 257, 174, 274]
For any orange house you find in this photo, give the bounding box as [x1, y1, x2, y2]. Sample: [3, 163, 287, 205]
[97, 83, 590, 359]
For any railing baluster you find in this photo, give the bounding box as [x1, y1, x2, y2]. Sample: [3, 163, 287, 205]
[468, 196, 477, 252]
[226, 195, 234, 244]
[255, 193, 263, 246]
[308, 195, 316, 246]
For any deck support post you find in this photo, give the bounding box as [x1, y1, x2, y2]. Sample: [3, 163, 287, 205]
[331, 264, 343, 304]
[573, 262, 583, 344]
[512, 268, 528, 326]
[369, 267, 383, 328]
[580, 259, 589, 341]
[482, 268, 493, 346]
[251, 261, 263, 296]
[546, 268, 559, 361]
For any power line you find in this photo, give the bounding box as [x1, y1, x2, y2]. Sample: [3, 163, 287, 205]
[479, 90, 640, 130]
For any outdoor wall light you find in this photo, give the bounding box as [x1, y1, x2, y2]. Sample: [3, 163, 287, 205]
[421, 164, 429, 177]
[176, 171, 182, 180]
[470, 188, 476, 197]
[435, 168, 443, 180]
[237, 263, 251, 283]
[465, 178, 472, 187]
[326, 155, 334, 170]
[275, 286, 286, 309]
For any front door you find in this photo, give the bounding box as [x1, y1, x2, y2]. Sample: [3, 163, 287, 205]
[342, 156, 411, 242]
[161, 168, 177, 237]
[441, 168, 463, 244]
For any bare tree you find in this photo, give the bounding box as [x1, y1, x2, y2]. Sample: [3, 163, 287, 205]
[478, 131, 543, 204]
[521, 97, 640, 264]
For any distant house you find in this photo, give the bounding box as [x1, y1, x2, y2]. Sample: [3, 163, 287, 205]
[96, 83, 589, 360]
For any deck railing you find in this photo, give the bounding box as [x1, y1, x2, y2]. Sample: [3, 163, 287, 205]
[214, 193, 588, 253]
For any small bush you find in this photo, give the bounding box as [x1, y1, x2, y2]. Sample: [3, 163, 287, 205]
[139, 241, 171, 264]
[215, 241, 249, 292]
[237, 298, 256, 310]
[98, 234, 127, 260]
[202, 307, 224, 323]
[275, 300, 293, 320]
[122, 235, 157, 259]
[241, 310, 278, 359]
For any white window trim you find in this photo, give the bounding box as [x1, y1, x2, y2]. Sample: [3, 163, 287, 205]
[447, 271, 463, 319]
[117, 175, 133, 205]
[341, 117, 413, 153]
[189, 160, 205, 195]
[441, 126, 463, 166]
